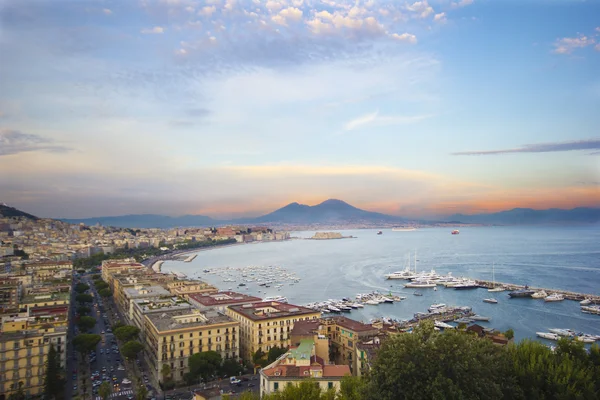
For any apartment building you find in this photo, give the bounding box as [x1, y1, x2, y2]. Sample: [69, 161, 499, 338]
[226, 302, 321, 362]
[121, 285, 171, 324]
[320, 316, 378, 375]
[0, 318, 67, 398]
[144, 307, 240, 384]
[165, 280, 218, 298]
[101, 261, 146, 290]
[188, 291, 260, 313]
[131, 297, 193, 344]
[259, 339, 350, 396]
[0, 279, 20, 312]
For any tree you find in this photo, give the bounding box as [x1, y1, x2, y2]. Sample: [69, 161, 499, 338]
[261, 379, 331, 400]
[76, 306, 91, 315]
[504, 328, 515, 341]
[365, 320, 520, 400]
[77, 316, 97, 332]
[135, 383, 148, 400]
[75, 293, 93, 303]
[98, 288, 112, 298]
[44, 344, 64, 400]
[98, 381, 112, 400]
[121, 340, 144, 360]
[183, 372, 197, 386]
[113, 325, 140, 342]
[221, 358, 242, 377]
[8, 381, 26, 400]
[268, 346, 288, 363]
[73, 334, 101, 357]
[74, 282, 90, 293]
[252, 349, 269, 368]
[337, 375, 367, 400]
[161, 363, 171, 382]
[112, 321, 125, 331]
[95, 281, 109, 290]
[189, 351, 222, 381]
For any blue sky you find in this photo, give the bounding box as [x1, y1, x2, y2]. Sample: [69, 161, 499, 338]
[0, 0, 598, 218]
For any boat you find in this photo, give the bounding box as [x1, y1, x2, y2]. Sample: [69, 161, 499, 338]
[413, 292, 423, 296]
[405, 280, 437, 288]
[262, 296, 288, 303]
[455, 317, 473, 324]
[392, 227, 416, 232]
[536, 332, 559, 341]
[454, 281, 479, 290]
[428, 303, 447, 312]
[544, 293, 565, 302]
[580, 298, 592, 306]
[488, 263, 505, 292]
[508, 289, 535, 298]
[471, 315, 491, 321]
[576, 335, 596, 344]
[581, 305, 600, 315]
[385, 268, 413, 280]
[483, 298, 498, 304]
[434, 321, 455, 330]
[531, 290, 548, 299]
[548, 328, 576, 337]
[365, 299, 379, 305]
[377, 231, 383, 235]
[451, 230, 460, 235]
[328, 305, 341, 313]
[238, 283, 246, 287]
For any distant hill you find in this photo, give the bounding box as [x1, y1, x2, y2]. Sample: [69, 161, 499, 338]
[445, 207, 600, 225]
[0, 204, 39, 220]
[251, 199, 405, 224]
[61, 214, 216, 229]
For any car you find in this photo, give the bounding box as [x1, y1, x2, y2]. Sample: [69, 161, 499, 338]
[122, 378, 131, 385]
[73, 385, 77, 390]
[248, 383, 255, 387]
[100, 349, 104, 354]
[101, 330, 105, 334]
[127, 396, 134, 400]
[72, 374, 77, 381]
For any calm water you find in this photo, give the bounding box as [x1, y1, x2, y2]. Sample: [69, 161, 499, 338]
[162, 226, 600, 342]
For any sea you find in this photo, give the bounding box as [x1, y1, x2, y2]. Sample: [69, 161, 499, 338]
[161, 226, 600, 343]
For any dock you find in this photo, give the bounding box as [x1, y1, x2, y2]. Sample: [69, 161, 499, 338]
[183, 254, 197, 262]
[475, 279, 600, 303]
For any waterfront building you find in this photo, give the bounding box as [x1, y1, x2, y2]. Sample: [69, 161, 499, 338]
[259, 339, 350, 396]
[188, 291, 261, 313]
[131, 297, 193, 343]
[165, 280, 218, 298]
[226, 302, 321, 362]
[143, 307, 240, 384]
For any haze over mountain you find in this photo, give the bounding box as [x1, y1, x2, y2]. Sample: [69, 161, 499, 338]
[53, 200, 600, 229]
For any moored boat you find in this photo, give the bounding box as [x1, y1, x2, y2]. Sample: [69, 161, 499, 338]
[454, 281, 479, 290]
[536, 332, 559, 341]
[509, 289, 535, 298]
[471, 315, 491, 321]
[451, 230, 460, 235]
[544, 293, 565, 302]
[483, 298, 498, 304]
[531, 290, 548, 299]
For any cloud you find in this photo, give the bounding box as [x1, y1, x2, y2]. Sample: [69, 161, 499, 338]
[451, 138, 600, 155]
[344, 111, 432, 131]
[552, 34, 595, 54]
[0, 129, 71, 156]
[451, 0, 474, 8]
[390, 33, 417, 43]
[141, 26, 165, 34]
[102, 8, 112, 15]
[433, 12, 447, 23]
[198, 5, 216, 16]
[406, 1, 434, 19]
[186, 108, 211, 117]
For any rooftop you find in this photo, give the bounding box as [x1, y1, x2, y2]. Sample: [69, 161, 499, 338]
[124, 285, 170, 298]
[288, 339, 314, 361]
[290, 319, 321, 337]
[133, 297, 192, 313]
[146, 307, 236, 332]
[21, 291, 70, 304]
[189, 291, 261, 307]
[228, 301, 318, 321]
[322, 316, 377, 333]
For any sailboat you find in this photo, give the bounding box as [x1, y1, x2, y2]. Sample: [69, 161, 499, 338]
[488, 262, 505, 292]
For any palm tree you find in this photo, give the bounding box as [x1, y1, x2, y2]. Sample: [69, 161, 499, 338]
[98, 381, 112, 400]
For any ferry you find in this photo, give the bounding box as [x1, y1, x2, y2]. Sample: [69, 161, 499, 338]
[392, 227, 416, 232]
[451, 230, 460, 235]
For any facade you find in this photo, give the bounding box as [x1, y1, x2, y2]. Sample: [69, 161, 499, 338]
[121, 284, 171, 324]
[144, 307, 240, 383]
[320, 316, 378, 375]
[0, 279, 20, 312]
[165, 280, 218, 298]
[226, 302, 321, 362]
[0, 319, 67, 398]
[259, 339, 350, 397]
[131, 297, 193, 343]
[188, 291, 261, 313]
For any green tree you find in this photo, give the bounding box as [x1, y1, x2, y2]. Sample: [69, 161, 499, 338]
[365, 320, 520, 400]
[135, 383, 148, 400]
[121, 340, 144, 360]
[337, 375, 367, 400]
[75, 293, 93, 303]
[268, 345, 288, 362]
[43, 344, 64, 400]
[98, 381, 112, 400]
[189, 351, 222, 381]
[252, 349, 269, 368]
[504, 328, 515, 341]
[8, 381, 26, 400]
[98, 288, 112, 298]
[74, 282, 90, 293]
[95, 281, 109, 290]
[183, 371, 197, 386]
[73, 334, 101, 357]
[112, 321, 125, 331]
[76, 305, 91, 315]
[221, 358, 242, 377]
[113, 325, 140, 342]
[77, 316, 97, 332]
[161, 363, 171, 382]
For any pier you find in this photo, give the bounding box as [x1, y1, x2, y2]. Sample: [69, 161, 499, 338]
[475, 279, 600, 303]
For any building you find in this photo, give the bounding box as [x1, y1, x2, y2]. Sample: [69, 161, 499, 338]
[165, 280, 218, 298]
[0, 278, 20, 312]
[320, 317, 379, 375]
[355, 337, 382, 377]
[144, 307, 240, 384]
[101, 260, 146, 290]
[226, 302, 321, 362]
[0, 318, 67, 398]
[121, 285, 171, 324]
[188, 291, 261, 313]
[131, 297, 193, 343]
[259, 339, 350, 396]
[24, 261, 73, 283]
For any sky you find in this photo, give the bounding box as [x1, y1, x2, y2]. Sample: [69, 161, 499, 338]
[0, 0, 599, 219]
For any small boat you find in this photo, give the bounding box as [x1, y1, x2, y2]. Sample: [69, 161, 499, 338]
[413, 292, 423, 296]
[531, 290, 548, 299]
[434, 321, 455, 330]
[405, 281, 437, 288]
[454, 281, 479, 290]
[576, 335, 596, 344]
[544, 293, 564, 302]
[455, 317, 473, 324]
[488, 263, 504, 292]
[471, 315, 491, 321]
[580, 298, 592, 306]
[328, 305, 341, 313]
[365, 300, 379, 305]
[483, 298, 498, 304]
[451, 230, 460, 235]
[377, 231, 383, 235]
[352, 303, 364, 308]
[548, 328, 576, 337]
[536, 332, 559, 341]
[238, 283, 246, 287]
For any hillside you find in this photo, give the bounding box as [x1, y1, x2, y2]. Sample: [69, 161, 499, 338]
[0, 204, 39, 220]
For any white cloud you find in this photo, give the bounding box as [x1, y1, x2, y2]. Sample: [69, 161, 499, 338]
[224, 0, 236, 12]
[344, 111, 431, 131]
[390, 32, 417, 44]
[595, 44, 600, 52]
[198, 5, 216, 16]
[433, 12, 447, 23]
[596, 27, 600, 33]
[141, 26, 165, 34]
[451, 0, 474, 8]
[406, 1, 434, 19]
[306, 18, 334, 35]
[280, 7, 303, 21]
[265, 0, 284, 12]
[102, 8, 112, 15]
[552, 34, 595, 54]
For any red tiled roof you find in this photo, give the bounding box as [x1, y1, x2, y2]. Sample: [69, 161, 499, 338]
[323, 365, 351, 377]
[290, 320, 320, 336]
[324, 316, 377, 333]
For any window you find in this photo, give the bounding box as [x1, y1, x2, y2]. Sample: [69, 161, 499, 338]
[180, 360, 184, 367]
[179, 334, 183, 339]
[274, 382, 279, 391]
[328, 382, 333, 389]
[189, 333, 193, 338]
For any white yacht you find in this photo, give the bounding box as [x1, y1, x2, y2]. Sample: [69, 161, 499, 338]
[405, 280, 437, 288]
[483, 298, 498, 304]
[385, 269, 413, 280]
[536, 332, 559, 341]
[365, 299, 379, 305]
[428, 303, 447, 312]
[548, 328, 576, 337]
[531, 290, 548, 299]
[262, 296, 288, 303]
[580, 298, 592, 306]
[544, 293, 564, 302]
[434, 321, 455, 330]
[471, 315, 491, 321]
